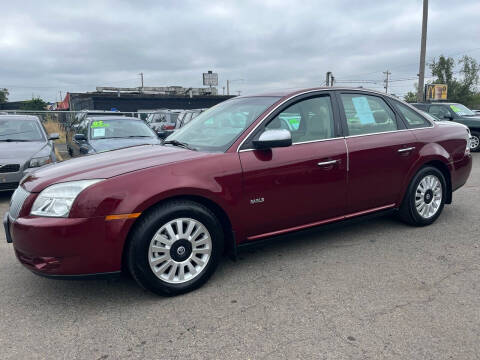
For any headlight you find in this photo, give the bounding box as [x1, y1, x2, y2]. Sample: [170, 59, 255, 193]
[29, 156, 52, 168]
[30, 179, 103, 217]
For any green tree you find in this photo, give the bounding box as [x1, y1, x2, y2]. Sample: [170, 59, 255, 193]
[0, 88, 8, 103]
[403, 91, 417, 103]
[20, 97, 48, 110]
[428, 55, 479, 107]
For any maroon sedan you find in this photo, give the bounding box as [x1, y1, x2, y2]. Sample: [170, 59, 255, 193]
[4, 88, 472, 296]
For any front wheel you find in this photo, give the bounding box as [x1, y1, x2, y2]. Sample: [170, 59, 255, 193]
[470, 132, 480, 152]
[127, 200, 224, 296]
[399, 166, 446, 226]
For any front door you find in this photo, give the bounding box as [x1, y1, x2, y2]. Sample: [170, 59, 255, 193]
[239, 94, 348, 239]
[337, 92, 418, 213]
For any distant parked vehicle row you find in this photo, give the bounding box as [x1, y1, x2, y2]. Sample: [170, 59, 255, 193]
[67, 116, 160, 156]
[0, 115, 59, 191]
[146, 109, 206, 138]
[412, 102, 480, 152]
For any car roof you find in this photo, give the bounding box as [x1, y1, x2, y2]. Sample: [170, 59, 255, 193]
[0, 114, 41, 121]
[86, 116, 140, 121]
[239, 86, 401, 99]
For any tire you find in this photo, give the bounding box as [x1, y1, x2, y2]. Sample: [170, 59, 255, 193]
[470, 132, 480, 152]
[398, 166, 446, 226]
[127, 200, 224, 296]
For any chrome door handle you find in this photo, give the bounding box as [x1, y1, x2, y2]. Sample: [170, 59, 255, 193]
[398, 147, 415, 153]
[317, 159, 339, 167]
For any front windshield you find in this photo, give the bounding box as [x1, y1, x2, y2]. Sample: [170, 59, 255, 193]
[89, 119, 156, 139]
[0, 119, 45, 141]
[167, 96, 280, 152]
[450, 104, 475, 116]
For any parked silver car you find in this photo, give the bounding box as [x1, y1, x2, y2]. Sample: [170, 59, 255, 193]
[0, 115, 59, 191]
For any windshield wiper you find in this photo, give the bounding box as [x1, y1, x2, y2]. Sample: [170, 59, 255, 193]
[0, 139, 30, 142]
[163, 139, 197, 151]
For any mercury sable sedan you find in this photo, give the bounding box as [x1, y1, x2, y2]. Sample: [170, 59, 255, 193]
[4, 88, 472, 296]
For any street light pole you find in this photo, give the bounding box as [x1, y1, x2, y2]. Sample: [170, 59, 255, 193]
[417, 0, 428, 102]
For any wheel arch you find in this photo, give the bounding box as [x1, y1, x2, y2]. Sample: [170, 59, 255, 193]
[399, 157, 452, 207]
[121, 194, 235, 272]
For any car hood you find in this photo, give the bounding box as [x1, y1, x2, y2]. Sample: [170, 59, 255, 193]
[90, 137, 161, 153]
[22, 144, 212, 193]
[0, 141, 47, 162]
[461, 115, 480, 121]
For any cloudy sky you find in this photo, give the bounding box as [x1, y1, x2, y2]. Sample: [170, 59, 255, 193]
[1, 0, 479, 102]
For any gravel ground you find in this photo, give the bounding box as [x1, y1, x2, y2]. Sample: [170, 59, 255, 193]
[0, 154, 479, 359]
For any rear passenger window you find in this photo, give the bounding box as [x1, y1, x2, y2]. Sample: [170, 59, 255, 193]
[340, 94, 397, 136]
[393, 101, 430, 128]
[265, 96, 335, 143]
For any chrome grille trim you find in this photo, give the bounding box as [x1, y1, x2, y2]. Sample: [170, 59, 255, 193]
[9, 186, 30, 220]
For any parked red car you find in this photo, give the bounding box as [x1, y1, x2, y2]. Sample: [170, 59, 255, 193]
[4, 88, 472, 295]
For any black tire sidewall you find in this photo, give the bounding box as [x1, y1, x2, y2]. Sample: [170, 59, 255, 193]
[129, 201, 223, 296]
[407, 167, 446, 226]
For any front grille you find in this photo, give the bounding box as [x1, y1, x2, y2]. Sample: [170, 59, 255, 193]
[0, 182, 19, 191]
[0, 164, 20, 173]
[9, 186, 30, 220]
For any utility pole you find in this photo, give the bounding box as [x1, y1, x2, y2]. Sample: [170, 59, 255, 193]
[417, 0, 428, 101]
[383, 70, 391, 93]
[222, 86, 225, 95]
[325, 72, 332, 86]
[139, 72, 144, 92]
[226, 79, 243, 95]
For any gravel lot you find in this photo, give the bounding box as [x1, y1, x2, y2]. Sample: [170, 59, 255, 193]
[0, 154, 479, 359]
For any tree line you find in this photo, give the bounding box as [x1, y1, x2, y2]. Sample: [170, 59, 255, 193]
[404, 55, 479, 108]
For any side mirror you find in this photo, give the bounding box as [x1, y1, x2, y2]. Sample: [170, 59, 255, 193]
[252, 129, 292, 150]
[79, 145, 89, 154]
[48, 133, 60, 140]
[74, 133, 86, 141]
[443, 114, 453, 120]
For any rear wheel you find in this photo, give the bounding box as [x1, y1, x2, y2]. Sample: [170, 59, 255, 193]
[127, 200, 224, 296]
[470, 132, 480, 152]
[399, 166, 446, 226]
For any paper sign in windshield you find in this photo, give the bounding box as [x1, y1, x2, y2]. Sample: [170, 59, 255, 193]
[450, 105, 466, 116]
[352, 97, 375, 124]
[93, 128, 106, 137]
[91, 120, 110, 128]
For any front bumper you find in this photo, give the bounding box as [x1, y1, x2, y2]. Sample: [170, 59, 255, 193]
[6, 213, 135, 276]
[0, 167, 35, 192]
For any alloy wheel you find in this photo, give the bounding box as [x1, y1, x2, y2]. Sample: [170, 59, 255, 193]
[470, 135, 480, 151]
[148, 218, 212, 284]
[415, 175, 443, 219]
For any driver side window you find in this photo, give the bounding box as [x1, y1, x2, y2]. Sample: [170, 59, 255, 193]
[265, 96, 335, 143]
[429, 105, 450, 119]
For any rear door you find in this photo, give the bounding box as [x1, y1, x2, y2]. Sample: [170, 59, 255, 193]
[337, 91, 418, 214]
[239, 92, 348, 238]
